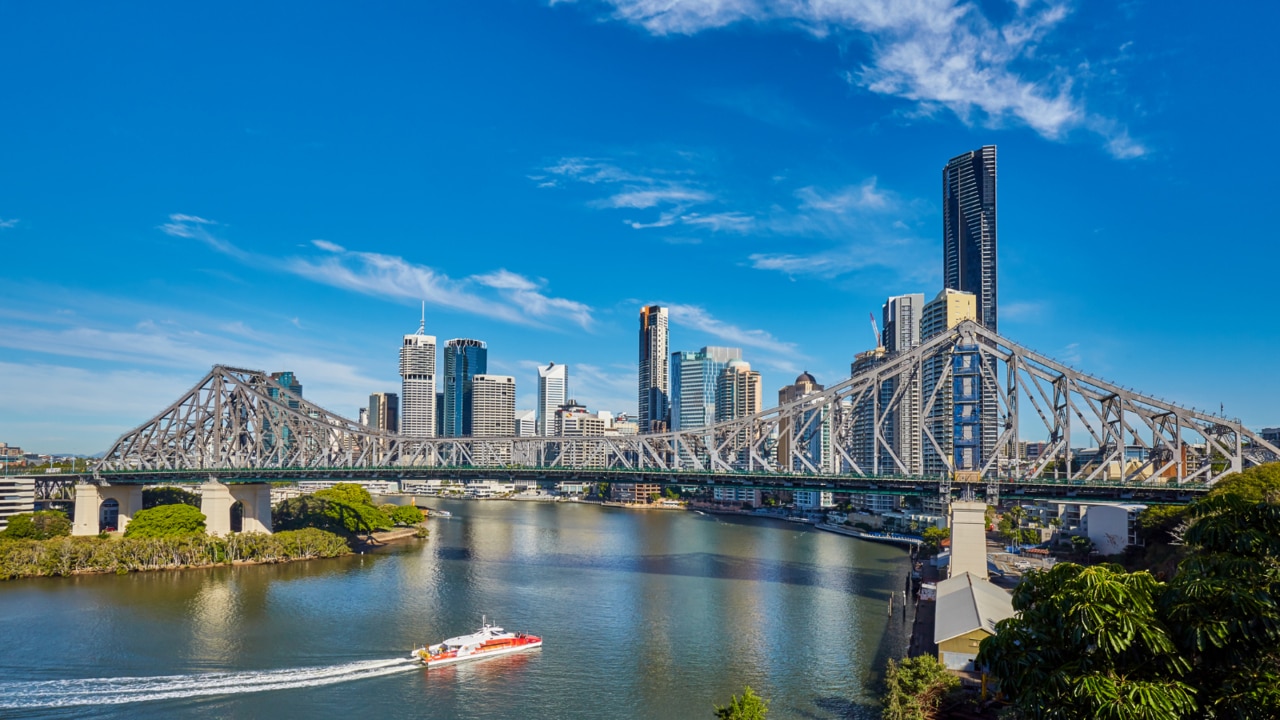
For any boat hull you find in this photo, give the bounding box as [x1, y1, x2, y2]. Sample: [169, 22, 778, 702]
[415, 640, 542, 668]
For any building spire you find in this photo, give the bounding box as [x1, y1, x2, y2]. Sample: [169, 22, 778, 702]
[418, 300, 426, 335]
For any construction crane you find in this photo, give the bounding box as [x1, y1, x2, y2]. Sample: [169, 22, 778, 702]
[869, 312, 881, 349]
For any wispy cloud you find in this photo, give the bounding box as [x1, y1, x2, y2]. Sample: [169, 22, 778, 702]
[0, 218, 18, 229]
[166, 215, 596, 330]
[665, 303, 802, 374]
[542, 157, 725, 232]
[560, 0, 1145, 158]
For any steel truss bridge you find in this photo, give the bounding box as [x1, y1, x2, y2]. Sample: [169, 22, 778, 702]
[76, 321, 1276, 504]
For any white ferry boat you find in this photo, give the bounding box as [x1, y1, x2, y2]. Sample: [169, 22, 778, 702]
[411, 619, 542, 668]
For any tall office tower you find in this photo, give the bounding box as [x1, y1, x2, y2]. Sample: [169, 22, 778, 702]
[516, 409, 537, 438]
[943, 145, 998, 331]
[443, 338, 488, 437]
[400, 312, 437, 437]
[471, 374, 515, 465]
[882, 293, 926, 474]
[269, 371, 302, 408]
[921, 289, 979, 475]
[537, 362, 568, 436]
[638, 305, 670, 434]
[715, 360, 762, 422]
[778, 371, 830, 472]
[367, 392, 400, 433]
[671, 346, 741, 431]
[358, 407, 368, 426]
[471, 375, 516, 436]
[849, 347, 888, 473]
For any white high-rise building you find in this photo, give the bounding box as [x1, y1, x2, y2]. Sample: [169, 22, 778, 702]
[516, 409, 537, 438]
[472, 375, 516, 437]
[400, 310, 437, 437]
[883, 293, 925, 474]
[537, 362, 567, 436]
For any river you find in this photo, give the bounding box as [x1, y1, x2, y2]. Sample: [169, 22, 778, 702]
[0, 499, 913, 719]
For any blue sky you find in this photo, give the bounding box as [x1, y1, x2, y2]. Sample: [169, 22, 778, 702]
[2, 1, 1277, 454]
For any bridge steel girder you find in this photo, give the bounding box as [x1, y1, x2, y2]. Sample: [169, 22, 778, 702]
[94, 322, 1280, 492]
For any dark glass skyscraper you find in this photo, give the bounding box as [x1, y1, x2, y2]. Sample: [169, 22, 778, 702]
[443, 338, 487, 437]
[638, 305, 669, 434]
[943, 145, 998, 331]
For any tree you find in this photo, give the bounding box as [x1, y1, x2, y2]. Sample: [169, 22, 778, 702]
[1070, 534, 1095, 558]
[977, 563, 1195, 720]
[142, 486, 202, 509]
[123, 504, 207, 538]
[921, 526, 949, 554]
[713, 686, 768, 720]
[312, 484, 392, 535]
[1160, 494, 1280, 718]
[1206, 464, 1280, 503]
[0, 510, 71, 540]
[881, 655, 959, 720]
[389, 504, 424, 526]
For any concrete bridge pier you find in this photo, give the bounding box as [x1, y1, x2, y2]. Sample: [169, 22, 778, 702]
[200, 480, 272, 535]
[72, 483, 143, 536]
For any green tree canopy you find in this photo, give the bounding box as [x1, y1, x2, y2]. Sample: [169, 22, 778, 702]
[1206, 464, 1280, 503]
[921, 526, 949, 553]
[275, 484, 391, 536]
[123, 504, 207, 538]
[881, 654, 959, 720]
[713, 686, 768, 720]
[314, 483, 376, 507]
[0, 510, 71, 540]
[142, 486, 202, 509]
[389, 504, 423, 526]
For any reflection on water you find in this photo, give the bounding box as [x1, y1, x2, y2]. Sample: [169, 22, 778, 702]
[0, 500, 910, 719]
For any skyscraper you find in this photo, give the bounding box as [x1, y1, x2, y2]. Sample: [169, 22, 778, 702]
[516, 409, 537, 438]
[638, 305, 669, 434]
[471, 375, 516, 437]
[778, 371, 829, 473]
[537, 362, 567, 436]
[943, 145, 998, 331]
[921, 289, 979, 475]
[882, 293, 925, 474]
[368, 392, 399, 433]
[715, 360, 762, 422]
[443, 338, 488, 437]
[671, 346, 741, 431]
[400, 311, 437, 437]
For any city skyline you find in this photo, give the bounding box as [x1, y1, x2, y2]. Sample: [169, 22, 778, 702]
[3, 3, 1279, 453]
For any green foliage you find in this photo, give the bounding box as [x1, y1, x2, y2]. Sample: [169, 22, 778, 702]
[389, 504, 424, 526]
[978, 476, 1280, 720]
[142, 486, 202, 509]
[881, 655, 959, 720]
[1206, 464, 1280, 503]
[1136, 505, 1189, 545]
[977, 563, 1196, 720]
[1070, 534, 1095, 556]
[0, 528, 350, 580]
[713, 686, 768, 719]
[663, 486, 680, 499]
[0, 510, 71, 540]
[275, 484, 392, 537]
[921, 526, 949, 554]
[123, 504, 207, 538]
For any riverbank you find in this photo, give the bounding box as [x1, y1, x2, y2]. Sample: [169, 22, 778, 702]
[0, 528, 354, 581]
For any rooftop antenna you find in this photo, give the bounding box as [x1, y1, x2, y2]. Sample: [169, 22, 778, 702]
[418, 301, 426, 335]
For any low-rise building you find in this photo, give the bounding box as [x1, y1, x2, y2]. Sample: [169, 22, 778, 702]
[794, 489, 835, 510]
[0, 443, 24, 468]
[612, 483, 661, 504]
[296, 480, 401, 496]
[712, 486, 762, 507]
[934, 571, 1015, 672]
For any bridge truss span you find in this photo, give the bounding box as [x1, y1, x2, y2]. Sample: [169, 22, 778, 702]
[95, 322, 1278, 489]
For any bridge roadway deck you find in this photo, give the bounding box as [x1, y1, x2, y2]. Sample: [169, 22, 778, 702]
[27, 467, 1210, 504]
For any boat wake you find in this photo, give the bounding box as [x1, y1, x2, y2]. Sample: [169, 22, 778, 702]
[0, 658, 418, 709]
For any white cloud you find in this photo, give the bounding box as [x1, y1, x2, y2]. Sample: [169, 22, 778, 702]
[561, 0, 1144, 158]
[0, 218, 18, 229]
[167, 214, 596, 330]
[666, 303, 799, 358]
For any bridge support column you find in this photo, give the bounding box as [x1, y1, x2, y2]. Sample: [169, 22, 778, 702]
[229, 483, 272, 534]
[72, 484, 99, 536]
[200, 480, 234, 536]
[71, 484, 143, 535]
